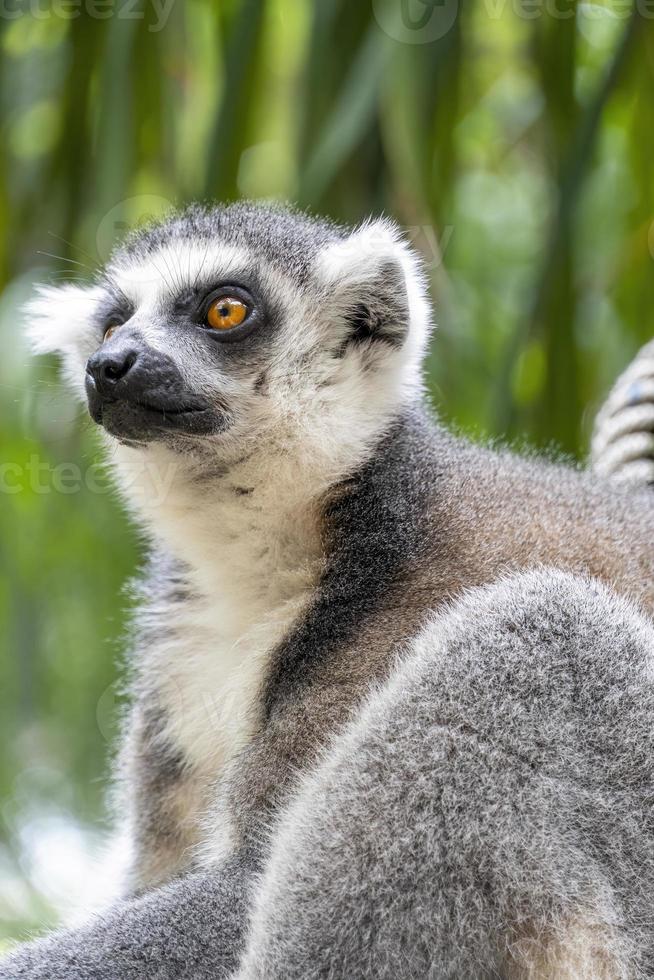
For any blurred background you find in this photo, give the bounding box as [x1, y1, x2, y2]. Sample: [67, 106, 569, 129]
[1, 0, 653, 942]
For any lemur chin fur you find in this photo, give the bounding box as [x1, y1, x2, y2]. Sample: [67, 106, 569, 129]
[6, 200, 654, 979]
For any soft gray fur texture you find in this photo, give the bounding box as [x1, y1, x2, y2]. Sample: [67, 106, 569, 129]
[3, 854, 251, 979]
[235, 569, 654, 979]
[4, 202, 654, 979]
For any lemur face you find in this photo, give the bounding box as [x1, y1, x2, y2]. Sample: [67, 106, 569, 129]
[26, 203, 431, 458]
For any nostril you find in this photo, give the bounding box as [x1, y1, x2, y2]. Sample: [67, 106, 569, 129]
[86, 347, 140, 396]
[100, 351, 137, 385]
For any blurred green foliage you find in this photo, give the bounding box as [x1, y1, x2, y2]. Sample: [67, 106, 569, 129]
[0, 0, 653, 938]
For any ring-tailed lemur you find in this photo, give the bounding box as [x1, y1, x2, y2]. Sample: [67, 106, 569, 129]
[3, 201, 654, 979]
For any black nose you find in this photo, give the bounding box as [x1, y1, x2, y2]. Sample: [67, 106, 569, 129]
[86, 345, 139, 398]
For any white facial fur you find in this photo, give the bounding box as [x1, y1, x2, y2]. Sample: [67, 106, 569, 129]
[25, 216, 432, 538]
[25, 210, 434, 867]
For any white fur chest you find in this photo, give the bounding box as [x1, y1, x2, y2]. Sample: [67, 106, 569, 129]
[154, 574, 317, 781]
[133, 451, 325, 786]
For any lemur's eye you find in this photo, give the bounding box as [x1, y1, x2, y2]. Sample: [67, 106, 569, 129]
[206, 296, 249, 330]
[103, 324, 120, 342]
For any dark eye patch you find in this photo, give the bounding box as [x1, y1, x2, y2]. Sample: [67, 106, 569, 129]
[94, 285, 135, 335]
[172, 287, 201, 317]
[172, 278, 257, 323]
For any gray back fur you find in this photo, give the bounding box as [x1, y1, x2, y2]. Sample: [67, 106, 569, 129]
[236, 569, 654, 980]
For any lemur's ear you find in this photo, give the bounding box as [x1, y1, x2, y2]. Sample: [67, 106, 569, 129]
[316, 218, 432, 355]
[24, 283, 103, 398]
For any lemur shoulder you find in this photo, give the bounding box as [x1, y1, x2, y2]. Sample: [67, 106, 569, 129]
[6, 202, 654, 979]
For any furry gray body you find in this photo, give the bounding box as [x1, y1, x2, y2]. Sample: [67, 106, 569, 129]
[4, 203, 654, 978]
[121, 407, 654, 890]
[238, 569, 654, 979]
[7, 564, 654, 979]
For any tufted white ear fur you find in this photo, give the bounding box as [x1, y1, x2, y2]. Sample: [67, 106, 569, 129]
[24, 283, 104, 399]
[316, 218, 433, 399]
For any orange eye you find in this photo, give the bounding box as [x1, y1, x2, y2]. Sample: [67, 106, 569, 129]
[206, 296, 249, 330]
[103, 324, 119, 342]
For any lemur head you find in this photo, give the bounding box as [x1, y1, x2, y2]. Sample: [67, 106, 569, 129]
[27, 203, 431, 485]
